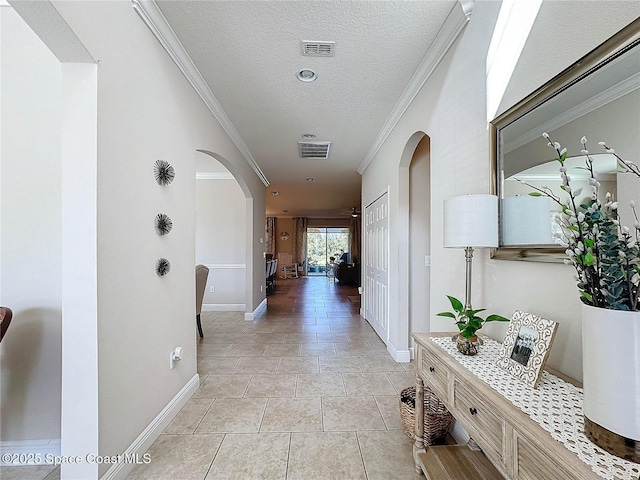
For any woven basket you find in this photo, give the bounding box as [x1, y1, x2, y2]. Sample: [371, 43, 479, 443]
[399, 386, 453, 446]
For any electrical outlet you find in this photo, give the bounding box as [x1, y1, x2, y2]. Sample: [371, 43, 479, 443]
[210, 286, 215, 293]
[260, 285, 263, 292]
[169, 346, 183, 369]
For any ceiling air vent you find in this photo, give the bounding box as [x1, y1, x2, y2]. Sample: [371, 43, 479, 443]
[298, 141, 331, 159]
[301, 41, 335, 57]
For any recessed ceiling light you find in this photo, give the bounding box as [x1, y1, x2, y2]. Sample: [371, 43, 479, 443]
[302, 133, 316, 139]
[297, 69, 317, 82]
[306, 178, 314, 182]
[271, 191, 279, 195]
[282, 209, 288, 213]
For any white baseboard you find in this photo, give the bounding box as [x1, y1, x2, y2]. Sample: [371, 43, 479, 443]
[202, 303, 245, 311]
[387, 342, 411, 363]
[409, 346, 415, 360]
[359, 307, 364, 317]
[101, 374, 200, 480]
[0, 439, 61, 466]
[450, 419, 470, 445]
[245, 298, 267, 321]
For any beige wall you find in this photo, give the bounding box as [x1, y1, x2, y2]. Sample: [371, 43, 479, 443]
[307, 218, 351, 228]
[196, 178, 246, 307]
[409, 136, 432, 339]
[8, 0, 267, 474]
[274, 217, 295, 256]
[0, 7, 62, 443]
[362, 1, 639, 381]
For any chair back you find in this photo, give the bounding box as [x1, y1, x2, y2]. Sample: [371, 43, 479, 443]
[266, 260, 277, 278]
[195, 264, 209, 315]
[278, 252, 293, 267]
[0, 307, 13, 342]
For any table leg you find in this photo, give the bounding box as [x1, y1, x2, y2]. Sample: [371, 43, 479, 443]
[414, 374, 425, 475]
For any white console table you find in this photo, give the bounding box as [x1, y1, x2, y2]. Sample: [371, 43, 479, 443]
[412, 332, 640, 480]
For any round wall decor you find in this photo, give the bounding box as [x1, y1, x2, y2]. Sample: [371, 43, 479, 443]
[280, 232, 290, 241]
[153, 160, 175, 186]
[154, 213, 173, 236]
[155, 257, 171, 276]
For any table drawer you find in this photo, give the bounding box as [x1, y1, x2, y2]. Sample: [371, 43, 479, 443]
[454, 378, 504, 462]
[515, 431, 574, 480]
[420, 348, 448, 399]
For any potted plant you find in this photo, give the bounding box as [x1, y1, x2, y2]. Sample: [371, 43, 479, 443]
[436, 295, 509, 355]
[519, 133, 640, 462]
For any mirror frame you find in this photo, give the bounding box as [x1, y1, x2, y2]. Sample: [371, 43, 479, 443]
[490, 18, 640, 262]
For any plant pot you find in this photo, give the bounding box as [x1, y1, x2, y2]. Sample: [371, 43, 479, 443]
[582, 304, 640, 463]
[455, 334, 480, 356]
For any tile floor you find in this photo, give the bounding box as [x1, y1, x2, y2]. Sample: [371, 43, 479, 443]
[1, 276, 422, 480]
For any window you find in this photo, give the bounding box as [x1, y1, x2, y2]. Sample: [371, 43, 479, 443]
[306, 227, 349, 275]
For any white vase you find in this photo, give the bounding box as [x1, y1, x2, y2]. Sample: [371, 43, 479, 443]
[582, 304, 640, 462]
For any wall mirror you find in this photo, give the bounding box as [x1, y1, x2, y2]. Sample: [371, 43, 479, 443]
[490, 19, 640, 262]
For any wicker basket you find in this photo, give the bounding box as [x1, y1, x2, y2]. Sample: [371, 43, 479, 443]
[399, 386, 453, 446]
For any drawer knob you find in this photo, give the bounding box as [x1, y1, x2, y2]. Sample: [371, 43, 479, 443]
[429, 366, 435, 372]
[469, 407, 478, 416]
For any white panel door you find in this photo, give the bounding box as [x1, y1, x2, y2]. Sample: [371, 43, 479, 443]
[364, 192, 389, 343]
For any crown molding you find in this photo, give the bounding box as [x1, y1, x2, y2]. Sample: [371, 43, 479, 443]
[357, 0, 474, 175]
[131, 0, 270, 187]
[504, 72, 640, 154]
[196, 172, 235, 180]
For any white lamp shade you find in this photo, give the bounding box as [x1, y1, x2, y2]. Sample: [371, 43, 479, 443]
[443, 194, 498, 248]
[501, 196, 553, 245]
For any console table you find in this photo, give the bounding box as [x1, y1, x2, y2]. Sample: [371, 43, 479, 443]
[412, 332, 640, 480]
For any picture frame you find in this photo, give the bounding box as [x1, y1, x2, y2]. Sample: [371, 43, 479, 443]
[496, 310, 558, 388]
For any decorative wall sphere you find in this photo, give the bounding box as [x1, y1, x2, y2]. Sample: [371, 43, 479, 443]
[154, 213, 173, 236]
[153, 160, 176, 186]
[155, 258, 171, 276]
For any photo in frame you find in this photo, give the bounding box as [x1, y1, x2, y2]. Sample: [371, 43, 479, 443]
[496, 310, 558, 388]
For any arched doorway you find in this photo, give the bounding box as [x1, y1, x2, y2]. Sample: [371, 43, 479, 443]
[197, 150, 256, 319]
[195, 155, 247, 312]
[399, 132, 431, 359]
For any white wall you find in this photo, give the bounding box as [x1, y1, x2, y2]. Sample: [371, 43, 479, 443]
[362, 1, 639, 381]
[50, 0, 264, 472]
[0, 6, 63, 445]
[9, 1, 267, 477]
[409, 136, 431, 342]
[196, 178, 246, 308]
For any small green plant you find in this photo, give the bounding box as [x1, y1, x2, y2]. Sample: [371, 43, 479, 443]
[436, 295, 509, 338]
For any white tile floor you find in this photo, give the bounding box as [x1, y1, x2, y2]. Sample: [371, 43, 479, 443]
[0, 276, 422, 480]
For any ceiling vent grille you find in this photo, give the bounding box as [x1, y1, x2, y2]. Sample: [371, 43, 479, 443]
[298, 141, 331, 159]
[301, 41, 335, 57]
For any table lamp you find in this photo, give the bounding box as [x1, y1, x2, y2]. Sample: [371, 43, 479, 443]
[443, 194, 498, 311]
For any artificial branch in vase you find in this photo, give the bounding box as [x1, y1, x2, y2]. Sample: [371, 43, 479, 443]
[516, 133, 640, 311]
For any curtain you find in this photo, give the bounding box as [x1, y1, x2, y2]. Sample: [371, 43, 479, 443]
[265, 217, 277, 257]
[349, 215, 361, 264]
[292, 217, 307, 266]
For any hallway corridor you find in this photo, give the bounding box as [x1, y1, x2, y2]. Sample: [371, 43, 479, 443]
[0, 276, 420, 480]
[128, 275, 420, 480]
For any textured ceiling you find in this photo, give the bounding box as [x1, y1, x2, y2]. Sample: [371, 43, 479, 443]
[156, 0, 457, 218]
